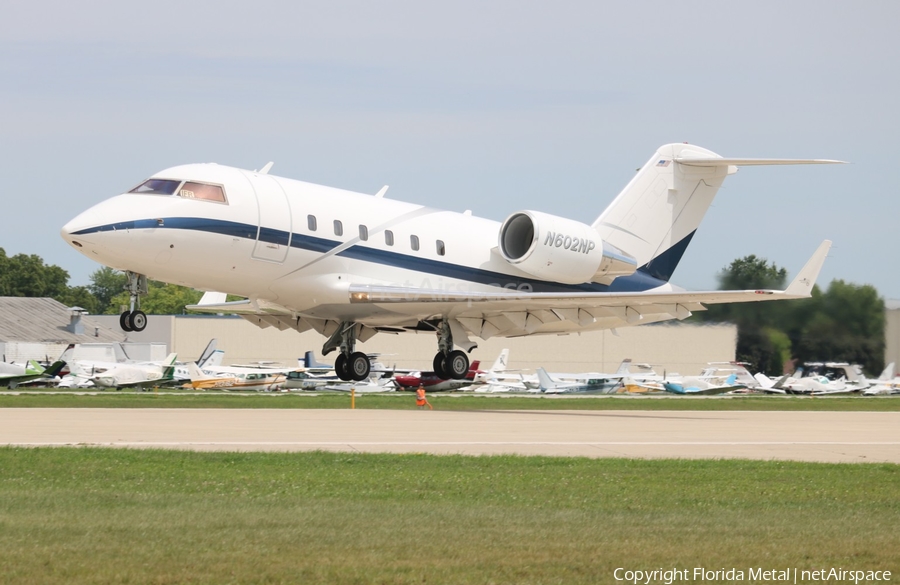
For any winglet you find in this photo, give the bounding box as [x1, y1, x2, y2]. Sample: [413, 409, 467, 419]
[784, 240, 831, 297]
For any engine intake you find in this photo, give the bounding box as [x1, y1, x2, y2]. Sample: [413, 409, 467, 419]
[498, 210, 637, 284]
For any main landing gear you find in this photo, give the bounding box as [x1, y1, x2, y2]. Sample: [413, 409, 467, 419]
[119, 271, 148, 333]
[432, 319, 470, 380]
[321, 318, 472, 382]
[324, 322, 372, 382]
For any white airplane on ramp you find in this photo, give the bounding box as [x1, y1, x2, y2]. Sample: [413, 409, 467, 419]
[61, 143, 840, 383]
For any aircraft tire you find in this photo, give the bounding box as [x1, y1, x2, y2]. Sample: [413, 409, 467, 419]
[349, 351, 371, 382]
[119, 311, 133, 332]
[446, 350, 469, 380]
[433, 352, 448, 379]
[335, 353, 350, 381]
[129, 310, 148, 332]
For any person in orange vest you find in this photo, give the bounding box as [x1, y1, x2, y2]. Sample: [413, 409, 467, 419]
[415, 384, 432, 410]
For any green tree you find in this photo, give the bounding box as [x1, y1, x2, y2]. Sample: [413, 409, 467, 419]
[57, 286, 99, 314]
[0, 251, 70, 298]
[790, 280, 884, 374]
[695, 255, 792, 373]
[88, 267, 128, 314]
[695, 254, 886, 376]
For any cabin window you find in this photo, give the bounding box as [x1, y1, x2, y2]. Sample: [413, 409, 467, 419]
[178, 182, 227, 203]
[129, 178, 182, 195]
[359, 225, 368, 241]
[410, 235, 420, 251]
[307, 215, 317, 231]
[436, 239, 446, 256]
[384, 230, 394, 246]
[334, 220, 343, 236]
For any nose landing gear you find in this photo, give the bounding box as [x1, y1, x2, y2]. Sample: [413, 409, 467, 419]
[119, 271, 149, 332]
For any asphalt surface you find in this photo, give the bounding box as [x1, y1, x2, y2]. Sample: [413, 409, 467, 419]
[1, 408, 898, 463]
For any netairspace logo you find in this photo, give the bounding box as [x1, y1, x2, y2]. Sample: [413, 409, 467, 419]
[613, 567, 892, 584]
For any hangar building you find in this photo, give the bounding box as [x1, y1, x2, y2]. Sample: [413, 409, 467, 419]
[0, 297, 125, 362]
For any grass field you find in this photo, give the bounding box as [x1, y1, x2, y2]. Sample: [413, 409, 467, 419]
[2, 390, 900, 410]
[1, 448, 898, 584]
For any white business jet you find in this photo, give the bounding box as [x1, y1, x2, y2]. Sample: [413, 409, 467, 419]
[61, 143, 840, 383]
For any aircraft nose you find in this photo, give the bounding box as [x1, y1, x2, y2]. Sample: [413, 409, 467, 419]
[61, 210, 99, 251]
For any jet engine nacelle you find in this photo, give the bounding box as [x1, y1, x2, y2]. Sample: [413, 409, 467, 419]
[498, 210, 637, 284]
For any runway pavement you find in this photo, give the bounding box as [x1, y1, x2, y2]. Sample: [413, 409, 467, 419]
[1, 408, 899, 463]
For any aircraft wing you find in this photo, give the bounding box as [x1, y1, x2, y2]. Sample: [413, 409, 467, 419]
[349, 240, 830, 311]
[188, 240, 829, 338]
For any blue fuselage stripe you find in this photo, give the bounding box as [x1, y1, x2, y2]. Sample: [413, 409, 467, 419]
[72, 217, 669, 293]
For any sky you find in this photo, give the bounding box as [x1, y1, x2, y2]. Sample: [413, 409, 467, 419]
[1, 1, 898, 298]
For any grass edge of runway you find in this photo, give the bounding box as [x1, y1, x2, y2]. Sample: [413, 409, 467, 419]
[2, 391, 900, 410]
[1, 447, 898, 584]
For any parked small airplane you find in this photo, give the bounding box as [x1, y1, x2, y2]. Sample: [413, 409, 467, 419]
[185, 362, 293, 391]
[62, 143, 840, 383]
[91, 353, 178, 388]
[766, 362, 869, 395]
[0, 360, 66, 388]
[535, 367, 623, 394]
[663, 373, 745, 395]
[862, 363, 899, 396]
[393, 359, 482, 392]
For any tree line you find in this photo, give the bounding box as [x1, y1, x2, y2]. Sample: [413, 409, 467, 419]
[0, 248, 200, 316]
[691, 255, 885, 375]
[0, 247, 887, 375]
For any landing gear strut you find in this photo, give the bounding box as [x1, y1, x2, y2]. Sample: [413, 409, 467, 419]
[119, 271, 148, 333]
[432, 319, 469, 380]
[324, 322, 371, 382]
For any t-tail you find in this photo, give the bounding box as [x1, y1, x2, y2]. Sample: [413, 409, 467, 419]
[593, 144, 844, 282]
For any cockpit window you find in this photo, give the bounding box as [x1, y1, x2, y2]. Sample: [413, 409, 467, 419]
[178, 182, 227, 203]
[129, 179, 182, 195]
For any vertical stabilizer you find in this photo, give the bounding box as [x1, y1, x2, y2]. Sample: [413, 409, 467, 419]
[490, 349, 510, 373]
[614, 358, 633, 376]
[593, 144, 731, 281]
[536, 368, 562, 391]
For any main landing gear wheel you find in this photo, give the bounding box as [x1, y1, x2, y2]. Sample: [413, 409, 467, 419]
[433, 352, 448, 379]
[335, 353, 350, 381]
[433, 350, 469, 380]
[348, 351, 371, 382]
[446, 350, 469, 379]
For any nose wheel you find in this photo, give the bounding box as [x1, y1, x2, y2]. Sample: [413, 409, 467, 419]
[119, 309, 148, 332]
[119, 271, 149, 332]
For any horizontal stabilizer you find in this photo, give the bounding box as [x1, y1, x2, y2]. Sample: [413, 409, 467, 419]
[674, 157, 847, 167]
